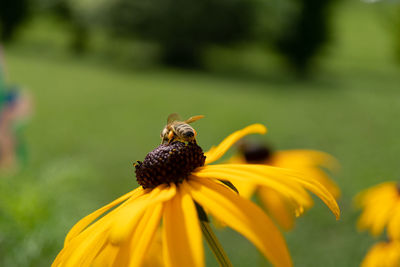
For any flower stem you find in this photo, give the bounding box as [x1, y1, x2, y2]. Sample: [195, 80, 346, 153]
[200, 220, 233, 267]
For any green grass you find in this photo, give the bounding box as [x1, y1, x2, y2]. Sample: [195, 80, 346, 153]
[1, 1, 400, 266]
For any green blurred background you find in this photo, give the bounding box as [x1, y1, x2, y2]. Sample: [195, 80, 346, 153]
[1, 0, 400, 266]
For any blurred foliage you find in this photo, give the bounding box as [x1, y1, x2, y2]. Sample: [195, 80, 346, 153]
[104, 0, 256, 68]
[0, 161, 104, 266]
[32, 0, 103, 53]
[273, 0, 336, 75]
[4, 0, 400, 75]
[48, 0, 89, 54]
[392, 7, 400, 63]
[0, 0, 31, 42]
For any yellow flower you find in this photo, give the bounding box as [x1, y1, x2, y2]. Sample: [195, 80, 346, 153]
[356, 182, 400, 239]
[227, 141, 340, 230]
[52, 124, 340, 267]
[361, 240, 400, 267]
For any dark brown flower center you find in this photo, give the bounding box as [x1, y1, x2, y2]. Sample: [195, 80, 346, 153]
[135, 142, 206, 189]
[239, 141, 273, 164]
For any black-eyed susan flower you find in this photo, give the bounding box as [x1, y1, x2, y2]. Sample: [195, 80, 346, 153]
[361, 240, 400, 267]
[52, 123, 340, 267]
[226, 140, 340, 230]
[356, 182, 400, 240]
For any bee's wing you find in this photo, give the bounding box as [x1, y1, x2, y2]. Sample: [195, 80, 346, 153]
[185, 115, 204, 124]
[167, 113, 181, 124]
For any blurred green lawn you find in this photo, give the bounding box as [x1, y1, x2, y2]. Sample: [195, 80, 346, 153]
[1, 1, 400, 266]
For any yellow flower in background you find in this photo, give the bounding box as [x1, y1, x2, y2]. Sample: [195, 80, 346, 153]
[356, 182, 400, 240]
[227, 141, 340, 230]
[52, 124, 340, 267]
[361, 240, 400, 267]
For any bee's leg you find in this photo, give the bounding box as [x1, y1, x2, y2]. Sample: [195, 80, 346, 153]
[167, 131, 175, 144]
[133, 161, 142, 167]
[168, 137, 177, 144]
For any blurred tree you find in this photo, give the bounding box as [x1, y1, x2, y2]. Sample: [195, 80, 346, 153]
[273, 0, 336, 76]
[34, 0, 105, 54]
[51, 0, 89, 54]
[105, 0, 255, 68]
[0, 0, 30, 42]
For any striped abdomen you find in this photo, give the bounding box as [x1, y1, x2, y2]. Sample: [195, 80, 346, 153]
[173, 123, 196, 140]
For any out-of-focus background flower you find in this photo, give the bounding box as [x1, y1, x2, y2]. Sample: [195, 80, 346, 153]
[0, 0, 400, 266]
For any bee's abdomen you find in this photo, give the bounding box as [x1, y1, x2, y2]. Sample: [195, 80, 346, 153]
[175, 124, 195, 138]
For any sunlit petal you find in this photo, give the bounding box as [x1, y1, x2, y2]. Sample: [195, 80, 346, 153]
[128, 202, 164, 267]
[65, 187, 143, 245]
[356, 182, 400, 237]
[92, 245, 119, 267]
[109, 200, 165, 267]
[195, 165, 313, 214]
[388, 200, 400, 240]
[273, 150, 339, 171]
[204, 124, 267, 165]
[53, 207, 115, 267]
[271, 150, 340, 199]
[163, 181, 204, 267]
[233, 179, 258, 199]
[361, 241, 400, 267]
[188, 177, 292, 267]
[196, 164, 340, 219]
[258, 187, 295, 231]
[109, 184, 176, 244]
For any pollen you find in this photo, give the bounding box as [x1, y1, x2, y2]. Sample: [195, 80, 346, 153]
[135, 142, 206, 189]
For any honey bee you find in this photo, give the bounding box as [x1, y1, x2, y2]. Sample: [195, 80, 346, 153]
[161, 113, 204, 145]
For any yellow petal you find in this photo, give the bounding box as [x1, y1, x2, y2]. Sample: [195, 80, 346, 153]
[271, 150, 341, 199]
[204, 124, 267, 165]
[369, 195, 397, 236]
[109, 184, 176, 244]
[107, 201, 165, 267]
[258, 187, 295, 231]
[305, 168, 341, 199]
[361, 241, 400, 267]
[361, 242, 385, 267]
[195, 165, 314, 214]
[355, 182, 396, 208]
[64, 187, 143, 245]
[188, 177, 292, 267]
[128, 202, 164, 267]
[53, 190, 142, 267]
[273, 150, 339, 171]
[356, 184, 398, 236]
[195, 164, 339, 219]
[231, 179, 258, 199]
[92, 245, 119, 267]
[163, 181, 204, 267]
[143, 228, 163, 267]
[90, 186, 173, 267]
[56, 187, 156, 267]
[54, 209, 115, 267]
[388, 199, 400, 240]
